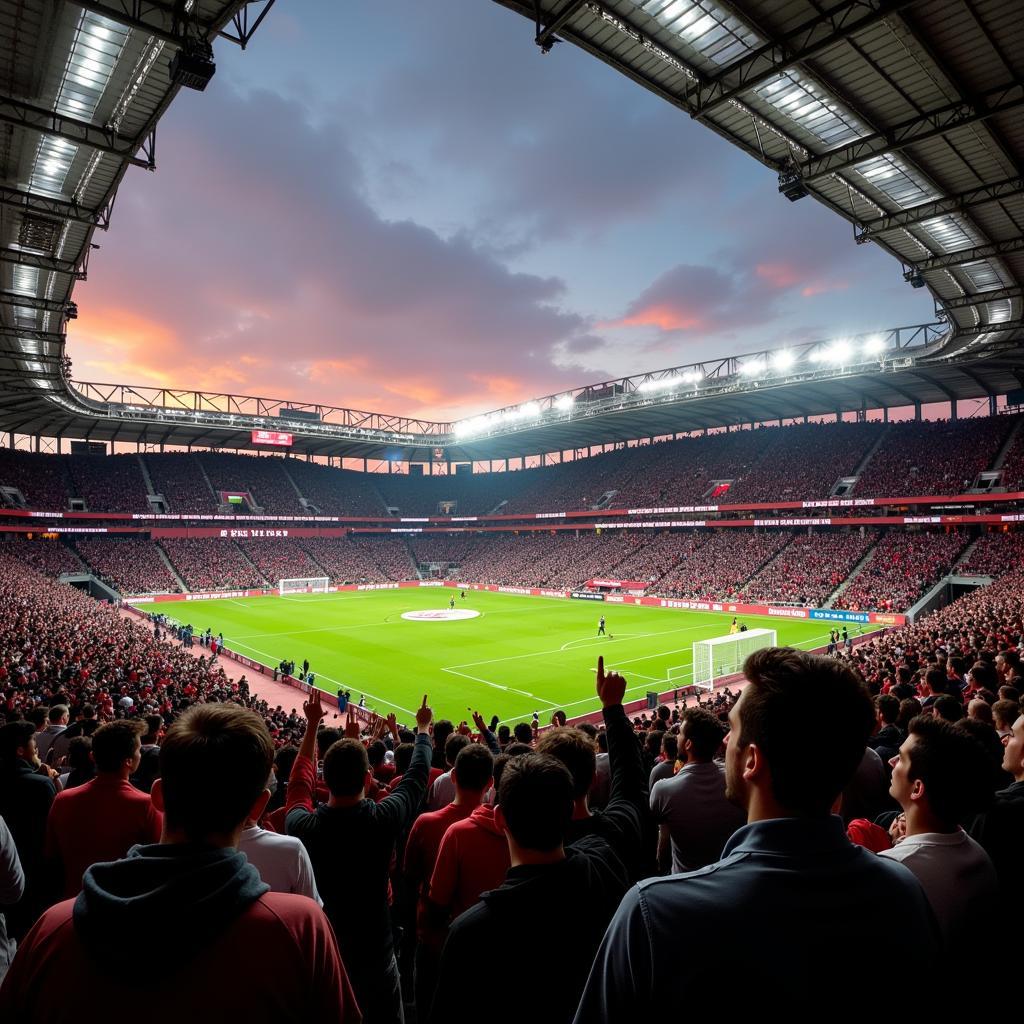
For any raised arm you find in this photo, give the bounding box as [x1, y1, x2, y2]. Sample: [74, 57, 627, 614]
[376, 696, 434, 833]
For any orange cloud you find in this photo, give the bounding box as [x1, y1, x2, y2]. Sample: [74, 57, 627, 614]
[607, 304, 705, 332]
[755, 262, 801, 288]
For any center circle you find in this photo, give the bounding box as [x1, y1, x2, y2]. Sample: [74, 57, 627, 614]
[401, 608, 481, 622]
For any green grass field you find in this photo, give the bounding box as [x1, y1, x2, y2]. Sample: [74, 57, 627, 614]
[156, 589, 878, 724]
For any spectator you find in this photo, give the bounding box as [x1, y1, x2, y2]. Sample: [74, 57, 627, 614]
[34, 706, 69, 765]
[971, 711, 1024, 900]
[648, 732, 677, 790]
[130, 714, 163, 794]
[287, 693, 433, 1024]
[427, 754, 513, 927]
[0, 721, 57, 940]
[880, 715, 997, 946]
[649, 707, 745, 874]
[424, 732, 470, 811]
[57, 737, 94, 791]
[430, 657, 644, 1024]
[406, 740, 494, 1013]
[47, 704, 98, 767]
[0, 817, 24, 986]
[44, 720, 162, 901]
[0, 704, 359, 1022]
[574, 647, 939, 1017]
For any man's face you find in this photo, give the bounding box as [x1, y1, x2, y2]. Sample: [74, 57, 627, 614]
[130, 737, 143, 773]
[20, 735, 40, 769]
[888, 735, 918, 810]
[723, 692, 748, 809]
[1001, 716, 1024, 781]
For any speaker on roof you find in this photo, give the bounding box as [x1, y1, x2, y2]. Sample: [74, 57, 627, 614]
[170, 39, 216, 91]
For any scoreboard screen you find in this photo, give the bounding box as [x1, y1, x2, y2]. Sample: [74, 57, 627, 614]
[252, 430, 293, 447]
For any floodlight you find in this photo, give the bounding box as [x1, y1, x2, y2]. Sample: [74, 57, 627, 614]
[771, 349, 796, 370]
[522, 401, 541, 418]
[740, 360, 764, 377]
[555, 394, 574, 410]
[863, 335, 886, 355]
[827, 340, 852, 364]
[682, 370, 701, 385]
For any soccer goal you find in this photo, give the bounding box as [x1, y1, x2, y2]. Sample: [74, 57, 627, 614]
[692, 628, 777, 691]
[279, 577, 329, 595]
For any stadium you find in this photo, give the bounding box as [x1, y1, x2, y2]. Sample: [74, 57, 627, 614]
[0, 0, 1021, 1019]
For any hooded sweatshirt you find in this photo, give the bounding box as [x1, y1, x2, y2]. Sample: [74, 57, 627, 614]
[0, 843, 359, 1024]
[428, 803, 510, 921]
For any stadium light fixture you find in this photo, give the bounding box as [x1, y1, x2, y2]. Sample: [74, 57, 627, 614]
[771, 349, 796, 371]
[740, 359, 764, 377]
[522, 401, 541, 419]
[682, 370, 701, 385]
[863, 335, 886, 355]
[555, 394, 574, 411]
[827, 340, 853, 364]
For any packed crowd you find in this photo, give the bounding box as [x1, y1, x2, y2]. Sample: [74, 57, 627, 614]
[742, 529, 879, 607]
[73, 538, 182, 596]
[0, 538, 86, 577]
[238, 539, 326, 586]
[297, 537, 415, 584]
[833, 530, 969, 612]
[200, 454, 306, 515]
[158, 539, 266, 591]
[854, 416, 1015, 497]
[1, 546, 1020, 1019]
[957, 531, 1024, 577]
[651, 531, 794, 602]
[64, 455, 151, 514]
[0, 414, 1021, 520]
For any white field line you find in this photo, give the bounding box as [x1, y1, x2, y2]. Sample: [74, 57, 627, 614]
[498, 629, 854, 724]
[223, 637, 416, 717]
[441, 667, 559, 708]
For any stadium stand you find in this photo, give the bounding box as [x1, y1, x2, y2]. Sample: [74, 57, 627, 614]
[278, 459, 387, 517]
[159, 539, 266, 591]
[73, 538, 182, 595]
[650, 531, 793, 601]
[956, 531, 1024, 577]
[0, 450, 71, 510]
[854, 418, 1015, 497]
[143, 453, 216, 515]
[65, 455, 151, 514]
[199, 453, 305, 515]
[832, 530, 969, 612]
[295, 536, 415, 584]
[0, 538, 86, 576]
[237, 538, 329, 585]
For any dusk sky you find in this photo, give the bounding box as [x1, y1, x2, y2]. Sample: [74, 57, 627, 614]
[66, 0, 937, 423]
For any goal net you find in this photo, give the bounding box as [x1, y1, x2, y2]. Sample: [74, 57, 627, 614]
[279, 577, 329, 595]
[692, 628, 777, 690]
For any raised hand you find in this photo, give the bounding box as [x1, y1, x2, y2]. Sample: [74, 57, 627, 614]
[302, 688, 325, 726]
[415, 694, 433, 733]
[344, 708, 362, 739]
[385, 712, 399, 737]
[472, 710, 488, 734]
[457, 720, 471, 737]
[596, 655, 627, 708]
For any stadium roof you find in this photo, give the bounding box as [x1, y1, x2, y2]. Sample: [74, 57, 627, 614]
[0, 0, 1022, 462]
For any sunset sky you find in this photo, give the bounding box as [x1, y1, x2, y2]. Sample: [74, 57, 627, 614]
[65, 0, 936, 423]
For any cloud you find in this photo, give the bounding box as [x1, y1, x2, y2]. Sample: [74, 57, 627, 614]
[68, 86, 606, 420]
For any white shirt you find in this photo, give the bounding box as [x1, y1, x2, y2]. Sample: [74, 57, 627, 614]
[238, 826, 322, 904]
[427, 770, 456, 811]
[879, 829, 997, 943]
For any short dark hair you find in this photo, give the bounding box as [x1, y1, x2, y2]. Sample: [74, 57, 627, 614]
[316, 727, 341, 759]
[48, 704, 69, 724]
[67, 735, 93, 770]
[92, 719, 144, 773]
[906, 716, 992, 827]
[512, 722, 533, 744]
[681, 707, 725, 761]
[875, 693, 900, 724]
[924, 667, 946, 694]
[499, 754, 573, 851]
[536, 728, 596, 799]
[394, 742, 415, 775]
[0, 720, 36, 759]
[367, 740, 386, 768]
[444, 733, 470, 767]
[738, 647, 873, 816]
[969, 661, 997, 691]
[504, 742, 533, 757]
[142, 714, 163, 741]
[158, 705, 273, 841]
[933, 694, 964, 722]
[993, 699, 1020, 730]
[661, 734, 678, 760]
[433, 720, 454, 749]
[453, 743, 494, 791]
[323, 738, 369, 797]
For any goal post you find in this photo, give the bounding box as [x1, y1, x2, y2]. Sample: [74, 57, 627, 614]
[279, 577, 329, 595]
[692, 628, 777, 690]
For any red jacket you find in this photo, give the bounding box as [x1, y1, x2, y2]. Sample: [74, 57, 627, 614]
[44, 775, 162, 899]
[429, 804, 510, 922]
[0, 893, 360, 1023]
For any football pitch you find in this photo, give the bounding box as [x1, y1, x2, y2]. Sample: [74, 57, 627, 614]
[156, 589, 878, 724]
